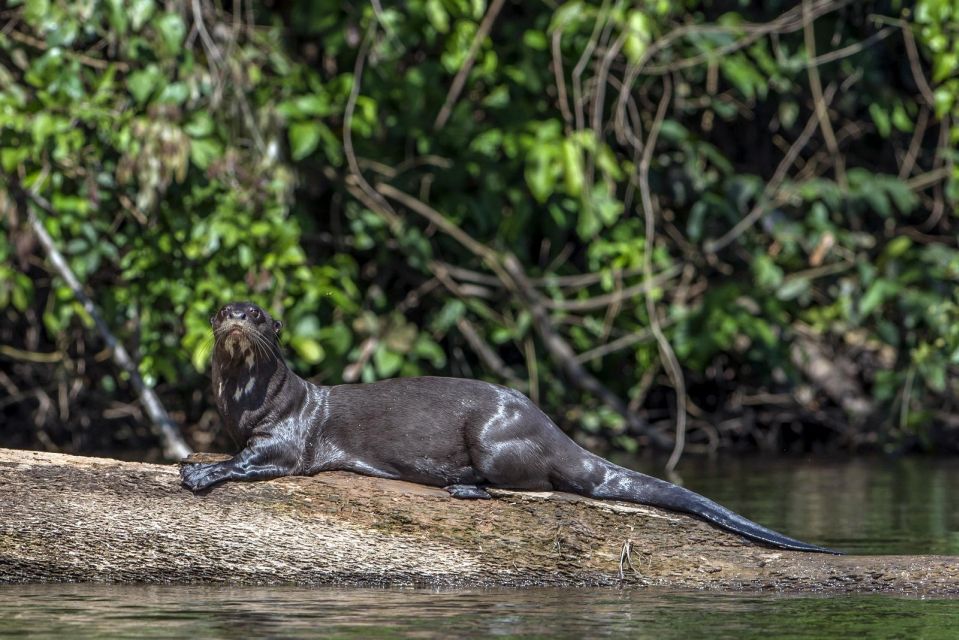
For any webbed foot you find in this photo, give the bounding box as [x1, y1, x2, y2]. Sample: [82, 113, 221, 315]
[179, 462, 221, 493]
[445, 484, 492, 499]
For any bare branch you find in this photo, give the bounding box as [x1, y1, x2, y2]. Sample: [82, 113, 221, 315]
[634, 79, 688, 471]
[344, 22, 403, 231]
[803, 0, 846, 189]
[9, 187, 191, 460]
[503, 254, 672, 450]
[376, 184, 671, 449]
[900, 22, 937, 107]
[433, 0, 506, 131]
[704, 82, 840, 254]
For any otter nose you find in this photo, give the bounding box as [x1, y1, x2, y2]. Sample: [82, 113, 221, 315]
[230, 308, 247, 321]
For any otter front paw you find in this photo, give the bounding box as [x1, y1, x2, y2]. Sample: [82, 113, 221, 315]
[180, 462, 220, 492]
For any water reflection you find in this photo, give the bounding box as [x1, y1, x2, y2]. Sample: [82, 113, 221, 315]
[1, 584, 957, 639]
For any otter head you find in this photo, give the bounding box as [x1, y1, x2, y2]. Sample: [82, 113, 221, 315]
[210, 301, 282, 370]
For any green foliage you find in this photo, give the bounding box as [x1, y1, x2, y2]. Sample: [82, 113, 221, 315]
[1, 0, 958, 454]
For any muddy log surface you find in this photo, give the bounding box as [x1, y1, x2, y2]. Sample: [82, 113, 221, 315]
[0, 448, 955, 594]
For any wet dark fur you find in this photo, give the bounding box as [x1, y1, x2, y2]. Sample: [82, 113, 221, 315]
[181, 301, 838, 554]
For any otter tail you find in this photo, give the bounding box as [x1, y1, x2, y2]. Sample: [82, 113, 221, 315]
[564, 457, 840, 554]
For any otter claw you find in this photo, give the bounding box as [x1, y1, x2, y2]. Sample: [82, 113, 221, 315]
[180, 463, 215, 492]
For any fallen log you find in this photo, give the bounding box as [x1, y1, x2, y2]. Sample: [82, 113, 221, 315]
[0, 448, 955, 594]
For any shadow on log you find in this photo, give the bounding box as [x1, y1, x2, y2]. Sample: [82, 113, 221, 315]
[0, 448, 955, 594]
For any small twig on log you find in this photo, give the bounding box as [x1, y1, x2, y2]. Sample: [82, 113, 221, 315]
[433, 0, 506, 131]
[11, 187, 191, 460]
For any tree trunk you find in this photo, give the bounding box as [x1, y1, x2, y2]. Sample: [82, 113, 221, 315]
[0, 448, 955, 594]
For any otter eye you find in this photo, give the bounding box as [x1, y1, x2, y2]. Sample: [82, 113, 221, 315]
[250, 308, 260, 320]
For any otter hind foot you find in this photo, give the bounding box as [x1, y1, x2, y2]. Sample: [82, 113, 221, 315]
[445, 484, 492, 499]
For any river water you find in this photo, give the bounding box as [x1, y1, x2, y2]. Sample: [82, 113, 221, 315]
[1, 457, 957, 638]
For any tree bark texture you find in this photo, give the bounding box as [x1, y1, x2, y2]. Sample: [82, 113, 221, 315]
[0, 448, 955, 594]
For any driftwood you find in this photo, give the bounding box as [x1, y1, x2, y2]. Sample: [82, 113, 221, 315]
[0, 448, 956, 594]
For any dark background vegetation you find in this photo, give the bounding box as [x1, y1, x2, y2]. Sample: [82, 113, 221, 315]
[1, 0, 957, 462]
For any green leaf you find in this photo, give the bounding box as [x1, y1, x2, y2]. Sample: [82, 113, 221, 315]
[319, 322, 352, 355]
[129, 0, 156, 31]
[576, 206, 599, 239]
[933, 87, 952, 119]
[413, 334, 447, 368]
[860, 279, 899, 317]
[522, 30, 547, 50]
[185, 113, 215, 138]
[23, 0, 50, 26]
[561, 139, 584, 197]
[425, 0, 449, 33]
[658, 120, 687, 142]
[432, 300, 465, 332]
[126, 65, 162, 103]
[591, 185, 623, 226]
[157, 82, 188, 105]
[752, 254, 784, 290]
[190, 138, 222, 169]
[779, 101, 799, 129]
[289, 121, 321, 160]
[885, 236, 913, 258]
[869, 104, 890, 138]
[891, 103, 913, 132]
[291, 336, 325, 364]
[932, 50, 958, 83]
[721, 56, 764, 101]
[191, 340, 211, 371]
[156, 12, 185, 54]
[776, 277, 809, 301]
[882, 178, 919, 214]
[374, 345, 403, 377]
[623, 11, 651, 63]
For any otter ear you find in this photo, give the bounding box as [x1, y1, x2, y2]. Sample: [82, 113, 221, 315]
[209, 315, 216, 325]
[273, 320, 282, 333]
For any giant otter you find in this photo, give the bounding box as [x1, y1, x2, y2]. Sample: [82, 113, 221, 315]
[180, 301, 836, 553]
